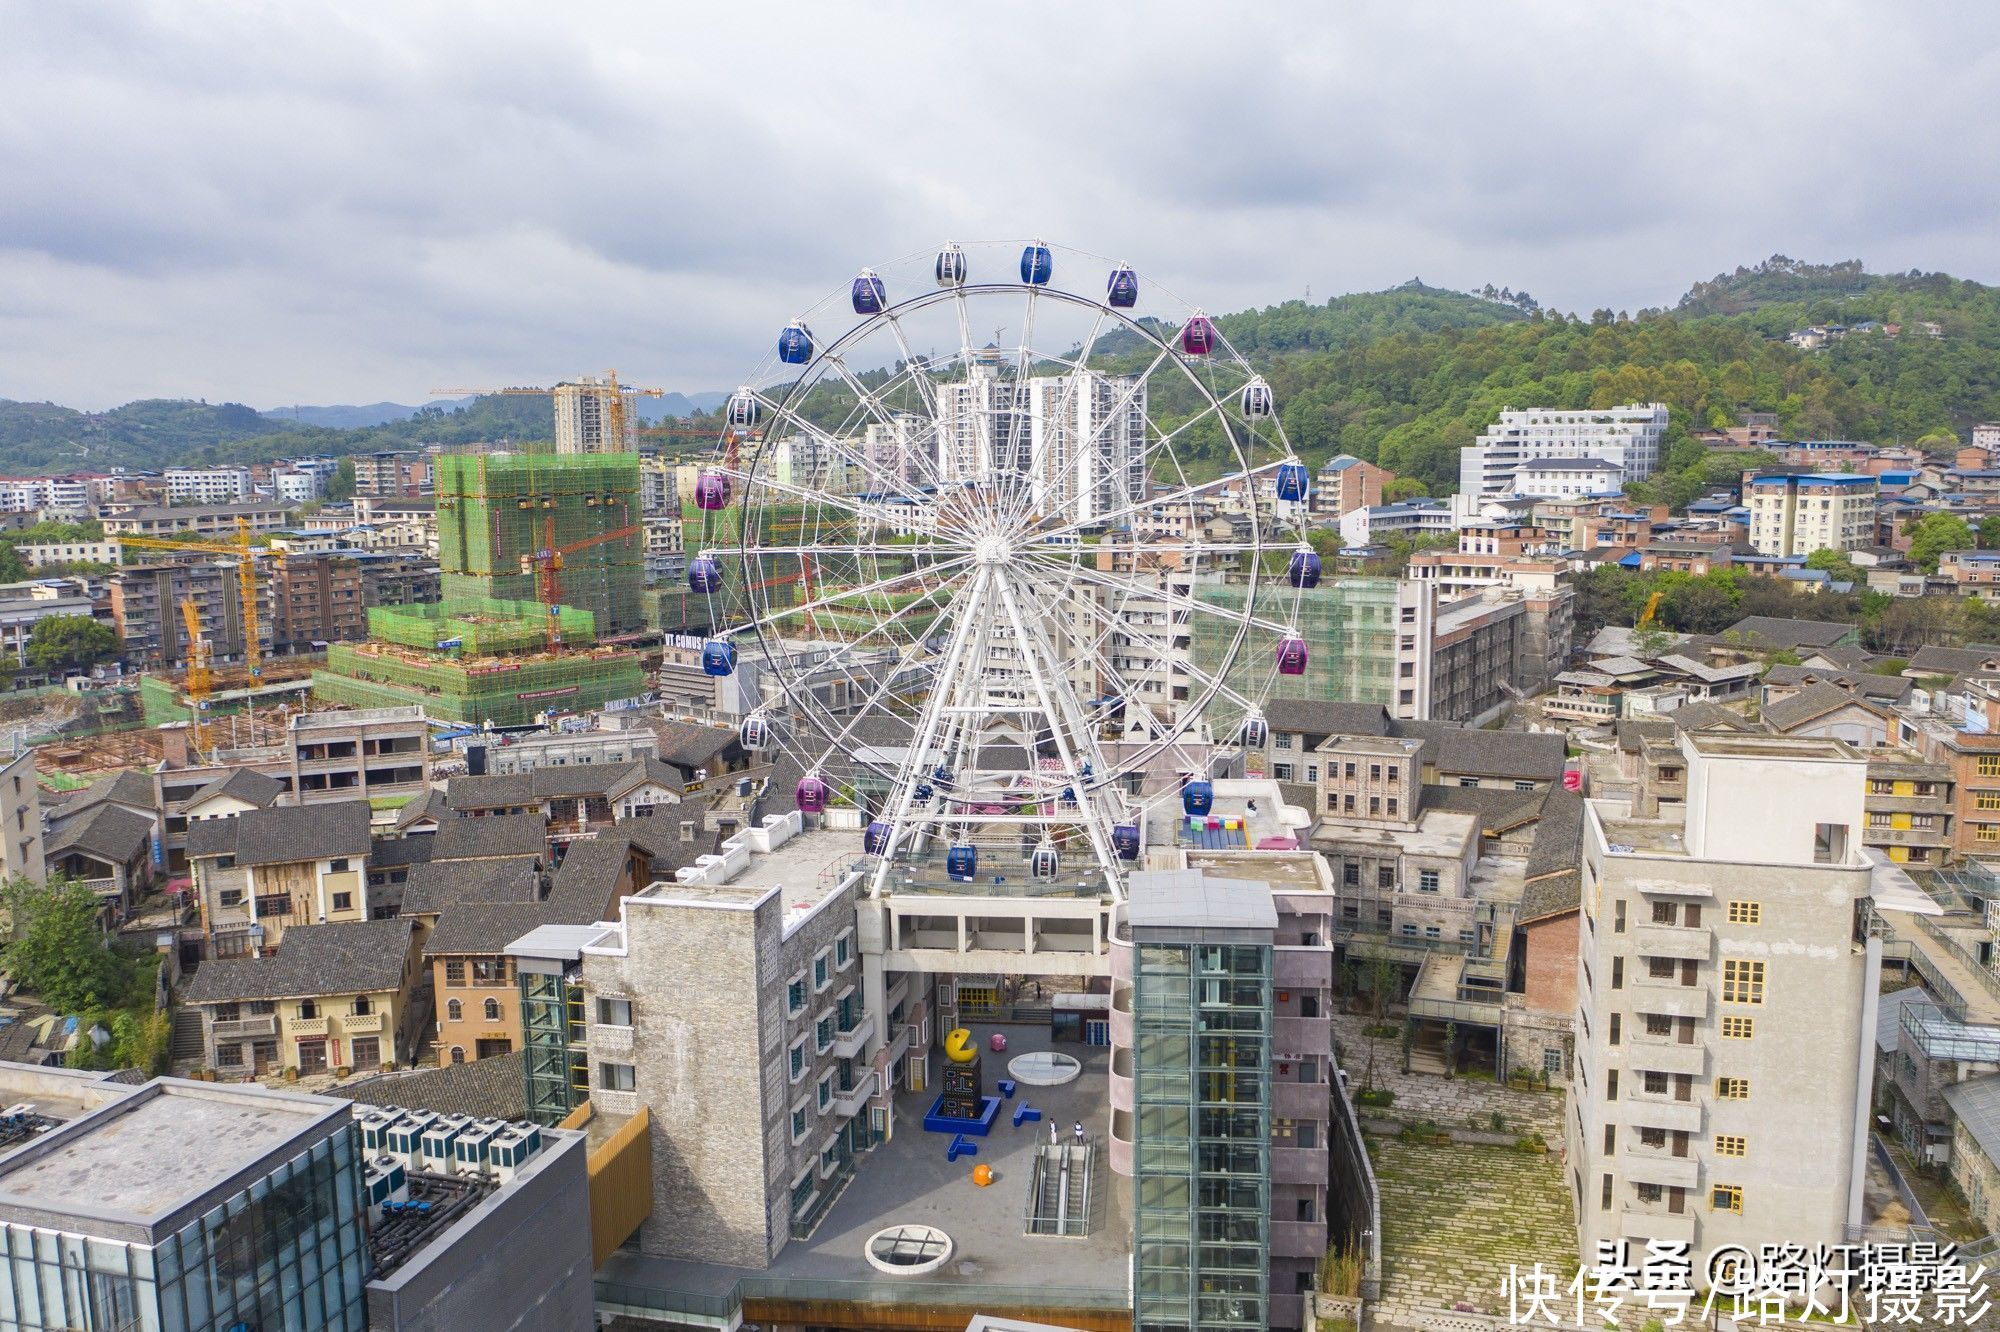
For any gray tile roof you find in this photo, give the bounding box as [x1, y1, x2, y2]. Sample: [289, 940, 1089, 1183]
[548, 837, 640, 914]
[54, 770, 155, 818]
[399, 856, 546, 916]
[652, 720, 739, 769]
[443, 772, 533, 808]
[1944, 1073, 2000, 1167]
[1764, 664, 1913, 706]
[395, 787, 450, 829]
[1661, 701, 1756, 734]
[1391, 721, 1566, 782]
[1519, 789, 1585, 924]
[1909, 644, 2000, 678]
[1717, 616, 1860, 651]
[232, 801, 373, 866]
[1263, 698, 1392, 739]
[185, 816, 239, 860]
[1762, 681, 1884, 733]
[185, 768, 283, 812]
[184, 918, 415, 1004]
[423, 903, 556, 958]
[45, 803, 153, 864]
[327, 1049, 528, 1121]
[429, 812, 547, 862]
[366, 834, 436, 870]
[1418, 783, 1545, 831]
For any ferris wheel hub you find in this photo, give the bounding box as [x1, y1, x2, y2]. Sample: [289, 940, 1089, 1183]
[972, 534, 1011, 567]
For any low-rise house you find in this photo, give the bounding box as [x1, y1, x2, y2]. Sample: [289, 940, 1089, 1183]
[1761, 681, 1893, 746]
[42, 801, 155, 924]
[187, 800, 373, 956]
[183, 917, 423, 1076]
[444, 759, 684, 833]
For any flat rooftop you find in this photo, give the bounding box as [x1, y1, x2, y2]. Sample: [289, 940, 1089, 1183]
[0, 1081, 341, 1231]
[600, 1027, 1129, 1309]
[1683, 732, 1860, 763]
[1312, 807, 1478, 860]
[1596, 812, 1690, 856]
[1185, 849, 1327, 889]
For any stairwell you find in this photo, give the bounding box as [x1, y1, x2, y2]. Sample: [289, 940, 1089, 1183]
[168, 1008, 206, 1064]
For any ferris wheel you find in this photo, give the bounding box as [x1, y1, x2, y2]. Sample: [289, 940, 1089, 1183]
[684, 240, 1321, 898]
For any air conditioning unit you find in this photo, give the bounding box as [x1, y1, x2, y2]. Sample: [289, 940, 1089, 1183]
[382, 1110, 438, 1171]
[452, 1119, 506, 1175]
[363, 1155, 409, 1224]
[419, 1114, 472, 1175]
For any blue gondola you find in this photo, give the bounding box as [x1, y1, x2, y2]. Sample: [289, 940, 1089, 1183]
[1241, 378, 1274, 419]
[796, 775, 829, 814]
[1180, 314, 1216, 356]
[1020, 242, 1053, 286]
[694, 471, 731, 510]
[1031, 844, 1059, 880]
[1241, 715, 1268, 748]
[914, 782, 934, 802]
[726, 390, 761, 428]
[932, 764, 954, 790]
[851, 269, 887, 315]
[1287, 547, 1322, 589]
[864, 820, 891, 856]
[1183, 780, 1214, 817]
[1107, 266, 1139, 308]
[777, 321, 814, 365]
[740, 716, 771, 751]
[1112, 823, 1141, 860]
[687, 555, 722, 594]
[935, 242, 967, 288]
[946, 844, 978, 879]
[1060, 786, 1077, 805]
[1277, 637, 1309, 676]
[700, 639, 736, 676]
[1275, 461, 1309, 503]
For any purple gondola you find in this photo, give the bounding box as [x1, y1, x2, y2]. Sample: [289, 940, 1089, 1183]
[1180, 314, 1216, 356]
[1112, 823, 1141, 860]
[694, 471, 731, 511]
[864, 820, 891, 856]
[796, 775, 829, 814]
[687, 555, 722, 594]
[1107, 267, 1139, 308]
[851, 269, 887, 315]
[1277, 637, 1309, 676]
[1287, 548, 1322, 589]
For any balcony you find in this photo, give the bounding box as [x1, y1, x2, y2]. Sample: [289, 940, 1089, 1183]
[1632, 924, 1712, 962]
[830, 1015, 875, 1060]
[1272, 1079, 1328, 1120]
[832, 1070, 877, 1118]
[1629, 985, 1709, 1021]
[1274, 946, 1328, 989]
[1621, 1098, 1703, 1135]
[1623, 1152, 1701, 1190]
[1616, 1206, 1696, 1244]
[287, 1016, 329, 1037]
[592, 1023, 634, 1057]
[1625, 1038, 1706, 1078]
[340, 1011, 384, 1035]
[1863, 825, 1951, 848]
[1269, 1218, 1328, 1260]
[1272, 1014, 1331, 1057]
[1271, 1144, 1328, 1186]
[212, 1015, 277, 1040]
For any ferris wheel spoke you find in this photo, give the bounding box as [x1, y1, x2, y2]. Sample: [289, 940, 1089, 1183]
[821, 353, 956, 496]
[721, 554, 974, 639]
[745, 390, 938, 503]
[1038, 459, 1288, 544]
[1055, 575, 1265, 718]
[1041, 560, 1298, 639]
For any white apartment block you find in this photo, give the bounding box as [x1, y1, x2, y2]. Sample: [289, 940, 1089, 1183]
[272, 469, 322, 504]
[1026, 371, 1146, 523]
[0, 476, 91, 514]
[1509, 458, 1627, 500]
[17, 540, 122, 569]
[1744, 473, 1879, 556]
[1569, 732, 1876, 1269]
[166, 467, 253, 505]
[553, 377, 639, 454]
[1338, 501, 1458, 548]
[1458, 403, 1668, 505]
[933, 361, 1029, 484]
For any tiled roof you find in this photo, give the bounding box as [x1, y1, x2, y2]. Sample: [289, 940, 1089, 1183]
[366, 834, 436, 869]
[399, 855, 546, 916]
[652, 720, 738, 769]
[327, 1049, 528, 1121]
[44, 803, 153, 864]
[184, 918, 415, 1003]
[1762, 682, 1882, 733]
[1262, 698, 1392, 738]
[232, 801, 373, 866]
[185, 768, 283, 812]
[395, 787, 450, 829]
[1909, 644, 2000, 677]
[429, 812, 547, 862]
[1716, 616, 1858, 651]
[1391, 721, 1566, 782]
[54, 770, 154, 818]
[1661, 701, 1756, 733]
[1519, 790, 1585, 924]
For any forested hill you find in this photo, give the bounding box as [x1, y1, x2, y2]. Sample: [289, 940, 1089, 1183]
[3, 257, 1998, 495]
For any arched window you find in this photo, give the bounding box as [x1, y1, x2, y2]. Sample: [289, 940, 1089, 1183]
[298, 999, 317, 1020]
[449, 1046, 464, 1065]
[352, 995, 372, 1016]
[447, 999, 462, 1022]
[483, 997, 501, 1022]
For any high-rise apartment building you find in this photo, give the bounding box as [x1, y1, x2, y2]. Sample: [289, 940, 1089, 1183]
[934, 360, 1029, 483]
[1744, 472, 1879, 556]
[164, 466, 254, 505]
[1457, 403, 1669, 506]
[552, 377, 640, 454]
[1027, 371, 1147, 523]
[1569, 732, 1876, 1266]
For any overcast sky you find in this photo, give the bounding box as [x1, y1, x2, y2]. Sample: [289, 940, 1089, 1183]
[4, 2, 1999, 411]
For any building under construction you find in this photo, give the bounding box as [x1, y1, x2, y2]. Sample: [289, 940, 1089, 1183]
[313, 448, 648, 727]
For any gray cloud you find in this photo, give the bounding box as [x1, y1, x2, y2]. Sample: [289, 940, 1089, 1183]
[2, 0, 1999, 409]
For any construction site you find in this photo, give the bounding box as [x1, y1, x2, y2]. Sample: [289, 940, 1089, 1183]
[314, 448, 650, 727]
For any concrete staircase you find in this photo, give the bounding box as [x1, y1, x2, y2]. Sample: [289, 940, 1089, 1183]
[168, 1009, 206, 1064]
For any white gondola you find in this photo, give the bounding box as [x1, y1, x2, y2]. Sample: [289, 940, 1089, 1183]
[1031, 844, 1060, 881]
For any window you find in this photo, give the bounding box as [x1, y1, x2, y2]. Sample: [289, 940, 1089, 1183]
[331, 892, 352, 912]
[818, 1070, 834, 1111]
[1606, 1070, 1618, 1101]
[1514, 780, 1536, 792]
[1274, 763, 1294, 782]
[1714, 1135, 1747, 1158]
[1423, 925, 1440, 940]
[1647, 957, 1677, 980]
[1711, 1184, 1743, 1213]
[483, 997, 501, 1021]
[835, 929, 854, 970]
[1644, 1014, 1672, 1037]
[1543, 1048, 1563, 1077]
[1609, 1014, 1622, 1045]
[1716, 1077, 1750, 1100]
[1637, 1183, 1663, 1204]
[1614, 900, 1626, 933]
[329, 858, 350, 873]
[787, 973, 807, 1016]
[1275, 733, 1294, 750]
[1813, 822, 1847, 863]
[1643, 1071, 1668, 1095]
[597, 997, 633, 1027]
[1377, 866, 1394, 890]
[1400, 924, 1417, 938]
[1611, 957, 1624, 990]
[600, 1062, 636, 1092]
[1601, 1174, 1613, 1211]
[1306, 765, 1319, 783]
[352, 995, 371, 1016]
[789, 1036, 807, 1082]
[1459, 777, 1478, 788]
[1979, 756, 2000, 778]
[1721, 960, 1765, 1005]
[1638, 1127, 1666, 1148]
[298, 999, 318, 1019]
[1721, 1016, 1754, 1040]
[1980, 825, 2000, 844]
[1727, 901, 1761, 925]
[219, 888, 244, 908]
[1343, 863, 1359, 887]
[816, 1012, 835, 1053]
[450, 1046, 464, 1064]
[1651, 901, 1677, 925]
[445, 959, 466, 987]
[791, 1102, 809, 1143]
[1386, 798, 1398, 816]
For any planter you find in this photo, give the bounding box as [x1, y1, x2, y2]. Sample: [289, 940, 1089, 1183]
[1307, 1290, 1363, 1332]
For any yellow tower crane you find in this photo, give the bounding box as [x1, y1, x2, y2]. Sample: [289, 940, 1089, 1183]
[180, 597, 214, 756]
[429, 370, 666, 452]
[121, 519, 271, 755]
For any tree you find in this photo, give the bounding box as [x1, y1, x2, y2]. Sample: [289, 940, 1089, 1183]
[1, 878, 123, 1012]
[24, 615, 118, 675]
[1305, 526, 1344, 559]
[324, 457, 357, 502]
[1804, 547, 1862, 586]
[1382, 477, 1429, 502]
[1979, 515, 2000, 550]
[1906, 512, 1976, 573]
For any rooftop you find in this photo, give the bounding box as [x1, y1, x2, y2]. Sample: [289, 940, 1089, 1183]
[1128, 869, 1278, 933]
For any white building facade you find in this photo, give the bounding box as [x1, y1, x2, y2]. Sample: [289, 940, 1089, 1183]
[1457, 404, 1669, 507]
